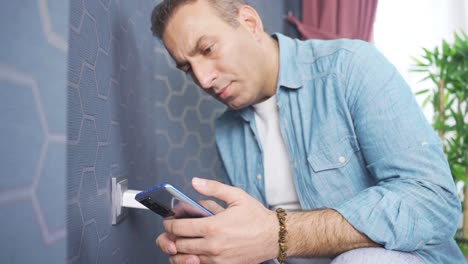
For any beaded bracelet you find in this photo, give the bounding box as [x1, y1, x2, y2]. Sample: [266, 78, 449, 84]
[276, 208, 288, 263]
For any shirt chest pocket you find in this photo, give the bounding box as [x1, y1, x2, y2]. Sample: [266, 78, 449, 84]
[307, 136, 360, 172]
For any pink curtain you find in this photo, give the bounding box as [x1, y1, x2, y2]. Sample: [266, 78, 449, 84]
[288, 0, 378, 42]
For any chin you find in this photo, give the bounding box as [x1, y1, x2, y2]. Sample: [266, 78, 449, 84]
[225, 95, 252, 110]
[228, 105, 242, 110]
[227, 101, 249, 110]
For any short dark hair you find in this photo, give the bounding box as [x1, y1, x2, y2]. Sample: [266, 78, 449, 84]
[151, 0, 246, 39]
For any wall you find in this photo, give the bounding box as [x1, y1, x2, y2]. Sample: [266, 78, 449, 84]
[374, 0, 468, 122]
[67, 0, 300, 263]
[0, 0, 300, 263]
[0, 1, 68, 263]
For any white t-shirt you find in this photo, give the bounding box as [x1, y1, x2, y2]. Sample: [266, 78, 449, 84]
[253, 95, 301, 211]
[254, 96, 331, 264]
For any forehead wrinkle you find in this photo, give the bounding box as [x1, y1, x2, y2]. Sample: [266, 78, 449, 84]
[172, 32, 208, 69]
[163, 1, 218, 67]
[189, 35, 208, 56]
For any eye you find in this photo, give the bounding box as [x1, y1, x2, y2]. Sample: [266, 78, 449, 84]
[203, 45, 214, 55]
[183, 66, 192, 74]
[179, 65, 191, 74]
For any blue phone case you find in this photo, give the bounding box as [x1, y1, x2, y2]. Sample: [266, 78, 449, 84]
[135, 183, 214, 218]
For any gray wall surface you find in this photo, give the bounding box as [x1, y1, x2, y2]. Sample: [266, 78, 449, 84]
[0, 0, 300, 263]
[0, 0, 69, 263]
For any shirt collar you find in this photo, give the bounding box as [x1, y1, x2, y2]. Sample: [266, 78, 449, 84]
[273, 33, 303, 90]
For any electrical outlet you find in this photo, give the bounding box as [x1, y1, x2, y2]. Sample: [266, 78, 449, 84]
[111, 176, 128, 225]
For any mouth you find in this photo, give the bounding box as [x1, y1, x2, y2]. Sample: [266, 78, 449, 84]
[216, 83, 231, 101]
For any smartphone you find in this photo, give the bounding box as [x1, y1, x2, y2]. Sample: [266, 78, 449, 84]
[135, 183, 214, 218]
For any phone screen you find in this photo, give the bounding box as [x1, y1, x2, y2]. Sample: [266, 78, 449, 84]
[135, 184, 213, 218]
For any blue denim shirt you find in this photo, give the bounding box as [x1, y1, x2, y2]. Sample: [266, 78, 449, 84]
[215, 33, 464, 263]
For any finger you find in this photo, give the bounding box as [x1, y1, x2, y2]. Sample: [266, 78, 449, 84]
[172, 201, 209, 218]
[169, 254, 200, 264]
[163, 218, 211, 237]
[198, 255, 214, 264]
[155, 232, 177, 255]
[175, 237, 209, 255]
[192, 177, 246, 205]
[167, 232, 176, 241]
[197, 200, 224, 214]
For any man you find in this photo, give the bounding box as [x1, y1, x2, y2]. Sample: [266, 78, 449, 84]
[150, 0, 464, 263]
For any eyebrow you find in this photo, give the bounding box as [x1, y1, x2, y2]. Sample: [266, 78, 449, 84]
[175, 35, 209, 70]
[190, 35, 209, 56]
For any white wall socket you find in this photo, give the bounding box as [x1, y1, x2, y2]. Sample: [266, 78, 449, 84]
[111, 176, 128, 225]
[111, 177, 148, 225]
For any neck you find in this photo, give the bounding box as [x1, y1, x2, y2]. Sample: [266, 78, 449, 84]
[260, 34, 280, 102]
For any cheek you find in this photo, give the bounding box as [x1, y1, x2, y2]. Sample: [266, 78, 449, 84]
[218, 43, 251, 75]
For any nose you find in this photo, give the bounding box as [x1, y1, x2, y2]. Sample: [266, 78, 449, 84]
[191, 60, 216, 90]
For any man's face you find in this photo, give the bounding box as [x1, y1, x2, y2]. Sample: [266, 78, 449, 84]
[162, 0, 267, 110]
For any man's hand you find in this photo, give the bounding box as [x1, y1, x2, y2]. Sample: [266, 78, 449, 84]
[156, 177, 278, 264]
[155, 199, 224, 262]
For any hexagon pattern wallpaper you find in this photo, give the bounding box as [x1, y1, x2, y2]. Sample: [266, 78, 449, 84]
[0, 0, 68, 263]
[0, 0, 300, 263]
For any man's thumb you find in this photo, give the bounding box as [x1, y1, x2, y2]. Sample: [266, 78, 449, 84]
[192, 177, 244, 205]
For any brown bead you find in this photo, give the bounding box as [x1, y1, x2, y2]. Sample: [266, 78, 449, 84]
[275, 207, 288, 264]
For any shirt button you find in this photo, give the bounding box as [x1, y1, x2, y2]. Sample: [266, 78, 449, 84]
[257, 174, 262, 181]
[339, 156, 346, 163]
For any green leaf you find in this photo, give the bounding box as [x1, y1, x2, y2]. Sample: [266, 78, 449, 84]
[451, 163, 466, 182]
[416, 89, 430, 95]
[422, 95, 432, 108]
[429, 73, 438, 84]
[412, 69, 430, 73]
[411, 56, 430, 67]
[433, 46, 439, 59]
[443, 40, 450, 57]
[446, 97, 456, 109]
[423, 47, 433, 59]
[462, 31, 468, 40]
[444, 92, 450, 104]
[455, 32, 463, 45]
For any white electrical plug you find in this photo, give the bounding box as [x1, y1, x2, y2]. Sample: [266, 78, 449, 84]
[111, 177, 148, 225]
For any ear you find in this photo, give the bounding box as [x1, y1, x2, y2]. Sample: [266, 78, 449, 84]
[237, 5, 264, 42]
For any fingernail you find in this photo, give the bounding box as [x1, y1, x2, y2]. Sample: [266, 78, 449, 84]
[192, 177, 206, 187]
[166, 245, 176, 255]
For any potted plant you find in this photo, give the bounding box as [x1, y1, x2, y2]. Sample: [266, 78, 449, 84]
[411, 31, 468, 249]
